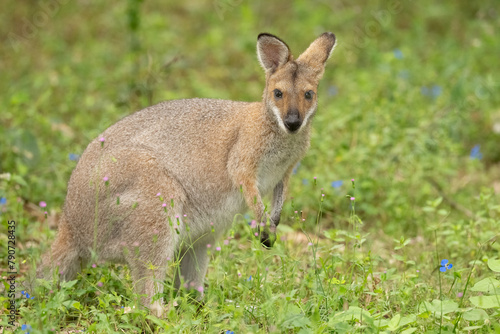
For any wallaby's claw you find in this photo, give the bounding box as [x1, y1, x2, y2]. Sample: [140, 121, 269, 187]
[261, 235, 274, 248]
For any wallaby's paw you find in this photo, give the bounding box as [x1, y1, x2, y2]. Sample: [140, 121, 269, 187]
[149, 300, 164, 318]
[260, 230, 275, 248]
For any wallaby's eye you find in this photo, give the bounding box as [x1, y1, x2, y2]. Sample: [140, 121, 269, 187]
[274, 89, 283, 99]
[304, 90, 314, 100]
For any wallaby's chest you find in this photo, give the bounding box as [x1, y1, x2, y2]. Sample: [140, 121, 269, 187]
[256, 136, 303, 195]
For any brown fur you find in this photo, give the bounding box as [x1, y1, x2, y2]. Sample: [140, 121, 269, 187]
[38, 32, 336, 317]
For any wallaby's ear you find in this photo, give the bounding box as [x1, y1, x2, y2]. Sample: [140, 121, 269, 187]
[257, 33, 292, 72]
[297, 32, 336, 79]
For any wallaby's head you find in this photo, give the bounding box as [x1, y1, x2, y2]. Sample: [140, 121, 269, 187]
[257, 32, 336, 133]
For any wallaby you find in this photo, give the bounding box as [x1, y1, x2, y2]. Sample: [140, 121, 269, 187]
[38, 32, 336, 316]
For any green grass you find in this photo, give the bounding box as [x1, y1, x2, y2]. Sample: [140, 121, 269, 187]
[1, 0, 500, 332]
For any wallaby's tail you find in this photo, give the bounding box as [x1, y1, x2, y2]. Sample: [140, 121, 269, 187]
[37, 215, 81, 280]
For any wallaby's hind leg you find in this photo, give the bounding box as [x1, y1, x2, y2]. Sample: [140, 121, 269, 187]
[128, 253, 169, 317]
[38, 215, 85, 280]
[174, 236, 212, 296]
[122, 161, 186, 317]
[125, 213, 182, 317]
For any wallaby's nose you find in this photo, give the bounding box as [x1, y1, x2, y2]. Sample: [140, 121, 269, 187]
[284, 110, 301, 132]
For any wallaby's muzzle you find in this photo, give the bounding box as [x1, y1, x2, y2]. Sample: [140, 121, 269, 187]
[284, 110, 302, 132]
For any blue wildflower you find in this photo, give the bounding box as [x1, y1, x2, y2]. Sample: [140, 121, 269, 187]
[22, 324, 32, 333]
[226, 331, 235, 334]
[0, 197, 6, 205]
[393, 49, 403, 59]
[21, 291, 34, 299]
[331, 180, 343, 188]
[440, 259, 453, 272]
[69, 153, 80, 161]
[470, 145, 483, 160]
[328, 85, 338, 96]
[247, 275, 252, 281]
[431, 85, 442, 97]
[293, 162, 301, 174]
[421, 85, 442, 99]
[302, 179, 309, 185]
[398, 70, 409, 79]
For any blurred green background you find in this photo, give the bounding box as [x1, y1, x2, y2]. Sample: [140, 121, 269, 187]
[1, 0, 499, 239]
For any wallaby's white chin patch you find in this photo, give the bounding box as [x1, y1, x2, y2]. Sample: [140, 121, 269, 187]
[298, 105, 317, 133]
[271, 106, 289, 133]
